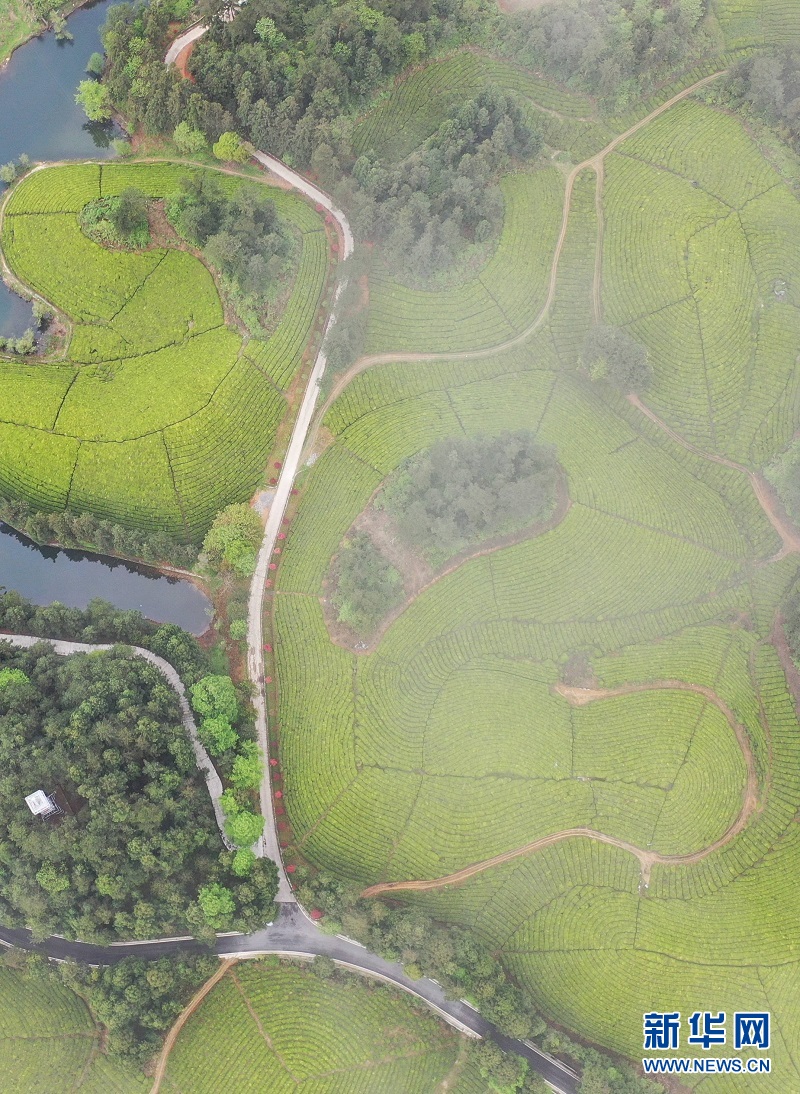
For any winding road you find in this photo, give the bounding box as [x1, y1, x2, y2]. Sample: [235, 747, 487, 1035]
[1, 634, 230, 843]
[0, 37, 771, 1094]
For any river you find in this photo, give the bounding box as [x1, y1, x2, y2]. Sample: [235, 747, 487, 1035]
[0, 0, 213, 632]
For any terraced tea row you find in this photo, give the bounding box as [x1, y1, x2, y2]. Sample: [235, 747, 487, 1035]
[0, 162, 329, 538]
[163, 960, 463, 1093]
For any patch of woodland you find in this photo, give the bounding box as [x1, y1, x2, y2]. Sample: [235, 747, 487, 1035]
[323, 431, 565, 647]
[166, 171, 298, 333]
[713, 50, 800, 155]
[100, 0, 488, 165]
[380, 430, 560, 567]
[79, 187, 151, 249]
[581, 324, 652, 394]
[0, 495, 199, 569]
[328, 86, 542, 284]
[0, 642, 277, 945]
[5, 946, 219, 1065]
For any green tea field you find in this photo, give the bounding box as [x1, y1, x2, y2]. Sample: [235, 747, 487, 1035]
[0, 965, 147, 1093]
[0, 162, 329, 539]
[273, 74, 800, 1090]
[161, 959, 477, 1093]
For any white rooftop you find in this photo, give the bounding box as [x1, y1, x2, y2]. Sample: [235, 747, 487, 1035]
[25, 790, 54, 816]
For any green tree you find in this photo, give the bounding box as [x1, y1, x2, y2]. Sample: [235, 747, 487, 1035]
[112, 188, 148, 238]
[212, 131, 249, 163]
[190, 674, 238, 722]
[203, 503, 262, 574]
[225, 808, 265, 847]
[199, 715, 238, 755]
[36, 863, 69, 894]
[85, 52, 104, 76]
[198, 882, 235, 927]
[231, 741, 262, 790]
[173, 121, 207, 155]
[231, 848, 256, 876]
[582, 325, 652, 393]
[75, 79, 111, 121]
[471, 1040, 529, 1093]
[0, 668, 28, 689]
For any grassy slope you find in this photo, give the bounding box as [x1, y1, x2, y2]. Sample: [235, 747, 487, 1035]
[0, 966, 147, 1093]
[163, 959, 468, 1093]
[0, 0, 39, 68]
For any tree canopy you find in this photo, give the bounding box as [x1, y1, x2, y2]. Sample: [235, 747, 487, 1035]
[345, 86, 540, 279]
[202, 501, 263, 575]
[167, 173, 295, 309]
[381, 431, 559, 565]
[582, 324, 652, 393]
[0, 643, 276, 941]
[331, 532, 402, 636]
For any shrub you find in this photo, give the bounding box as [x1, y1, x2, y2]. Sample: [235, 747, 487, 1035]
[212, 131, 249, 163]
[331, 533, 402, 636]
[191, 674, 238, 722]
[582, 324, 652, 393]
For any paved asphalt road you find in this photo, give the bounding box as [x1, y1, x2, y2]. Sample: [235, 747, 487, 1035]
[0, 902, 579, 1093]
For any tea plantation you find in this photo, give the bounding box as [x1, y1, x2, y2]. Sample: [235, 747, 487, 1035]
[0, 965, 147, 1093]
[273, 85, 800, 1090]
[0, 162, 329, 539]
[162, 959, 476, 1092]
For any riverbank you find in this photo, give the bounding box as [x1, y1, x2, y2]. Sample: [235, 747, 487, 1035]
[0, 0, 91, 69]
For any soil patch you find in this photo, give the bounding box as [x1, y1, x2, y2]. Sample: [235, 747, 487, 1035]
[319, 467, 570, 653]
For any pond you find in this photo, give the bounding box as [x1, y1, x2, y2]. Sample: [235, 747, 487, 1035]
[0, 523, 213, 636]
[0, 1, 215, 633]
[0, 0, 119, 338]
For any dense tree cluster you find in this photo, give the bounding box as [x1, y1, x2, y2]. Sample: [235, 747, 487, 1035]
[301, 870, 546, 1039]
[202, 501, 263, 575]
[381, 430, 558, 565]
[79, 188, 150, 248]
[62, 954, 218, 1060]
[720, 50, 800, 151]
[331, 532, 402, 636]
[499, 0, 708, 107]
[0, 495, 199, 567]
[167, 173, 295, 318]
[101, 0, 487, 161]
[0, 592, 206, 683]
[342, 86, 540, 278]
[582, 324, 651, 393]
[0, 644, 276, 941]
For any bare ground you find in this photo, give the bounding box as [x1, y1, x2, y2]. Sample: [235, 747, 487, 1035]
[318, 469, 571, 654]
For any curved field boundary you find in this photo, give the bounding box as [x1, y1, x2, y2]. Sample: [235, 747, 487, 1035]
[361, 678, 758, 897]
[320, 468, 571, 654]
[0, 633, 231, 846]
[150, 958, 237, 1094]
[628, 393, 800, 559]
[308, 71, 725, 448]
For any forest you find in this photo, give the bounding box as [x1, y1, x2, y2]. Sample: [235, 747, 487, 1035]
[380, 430, 559, 564]
[0, 643, 277, 941]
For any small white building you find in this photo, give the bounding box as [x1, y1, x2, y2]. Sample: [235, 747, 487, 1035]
[24, 790, 59, 818]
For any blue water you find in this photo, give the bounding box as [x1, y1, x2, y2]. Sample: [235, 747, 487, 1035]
[0, 0, 119, 164]
[0, 1, 214, 631]
[0, 1, 119, 338]
[0, 283, 32, 338]
[0, 523, 213, 635]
